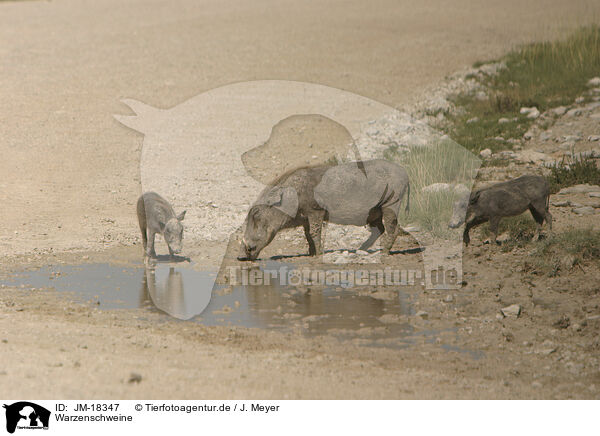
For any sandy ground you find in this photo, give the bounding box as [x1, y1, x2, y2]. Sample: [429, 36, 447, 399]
[1, 0, 600, 399]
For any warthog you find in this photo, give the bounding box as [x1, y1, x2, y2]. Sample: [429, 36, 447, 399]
[238, 159, 410, 260]
[136, 192, 186, 258]
[449, 175, 552, 245]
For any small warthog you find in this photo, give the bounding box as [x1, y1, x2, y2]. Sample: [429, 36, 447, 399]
[238, 159, 410, 260]
[137, 192, 186, 258]
[449, 175, 552, 245]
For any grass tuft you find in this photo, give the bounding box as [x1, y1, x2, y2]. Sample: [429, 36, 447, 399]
[385, 140, 480, 238]
[445, 26, 600, 153]
[546, 153, 600, 193]
[530, 228, 600, 275]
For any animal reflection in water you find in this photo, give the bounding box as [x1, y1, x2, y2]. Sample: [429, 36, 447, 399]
[242, 280, 412, 333]
[139, 262, 412, 333]
[140, 266, 213, 320]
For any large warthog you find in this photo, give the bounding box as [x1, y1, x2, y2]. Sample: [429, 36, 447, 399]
[238, 159, 410, 260]
[449, 175, 552, 245]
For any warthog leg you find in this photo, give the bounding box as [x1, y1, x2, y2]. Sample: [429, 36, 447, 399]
[302, 220, 317, 256]
[360, 221, 384, 251]
[529, 200, 549, 241]
[381, 207, 398, 254]
[306, 211, 326, 256]
[488, 216, 501, 245]
[463, 216, 487, 245]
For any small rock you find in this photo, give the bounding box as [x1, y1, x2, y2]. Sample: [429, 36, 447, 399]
[523, 129, 535, 140]
[453, 184, 470, 196]
[502, 331, 514, 342]
[516, 150, 550, 164]
[479, 148, 492, 158]
[415, 310, 428, 319]
[128, 373, 142, 384]
[562, 135, 582, 143]
[443, 294, 454, 303]
[566, 108, 582, 117]
[551, 106, 567, 116]
[553, 315, 570, 329]
[520, 106, 536, 115]
[561, 254, 576, 270]
[575, 96, 585, 104]
[496, 232, 511, 243]
[422, 183, 452, 193]
[588, 135, 600, 142]
[558, 184, 600, 195]
[467, 117, 480, 124]
[498, 117, 510, 124]
[520, 106, 540, 119]
[539, 131, 552, 141]
[475, 91, 488, 101]
[551, 200, 570, 207]
[588, 192, 600, 198]
[378, 314, 401, 324]
[587, 77, 600, 87]
[501, 304, 521, 318]
[572, 206, 596, 215]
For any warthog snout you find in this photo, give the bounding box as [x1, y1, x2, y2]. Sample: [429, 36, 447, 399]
[237, 240, 258, 261]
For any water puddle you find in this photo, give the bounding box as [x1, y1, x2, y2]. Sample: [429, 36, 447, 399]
[0, 262, 481, 356]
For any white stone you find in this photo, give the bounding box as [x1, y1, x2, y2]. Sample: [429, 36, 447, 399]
[515, 149, 550, 164]
[558, 184, 600, 195]
[415, 310, 428, 319]
[453, 184, 470, 196]
[551, 106, 567, 116]
[587, 77, 600, 87]
[501, 304, 521, 318]
[422, 183, 452, 193]
[479, 148, 492, 158]
[572, 206, 596, 215]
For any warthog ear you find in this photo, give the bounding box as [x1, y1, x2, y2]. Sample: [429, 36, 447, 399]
[264, 187, 298, 218]
[177, 210, 186, 221]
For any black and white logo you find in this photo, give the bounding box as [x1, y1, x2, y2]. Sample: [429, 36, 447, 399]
[3, 402, 50, 434]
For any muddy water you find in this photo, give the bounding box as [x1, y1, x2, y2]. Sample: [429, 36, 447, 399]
[0, 261, 478, 354]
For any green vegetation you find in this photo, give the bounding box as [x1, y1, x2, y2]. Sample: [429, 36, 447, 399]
[529, 228, 600, 275]
[479, 213, 540, 251]
[445, 25, 600, 153]
[546, 153, 600, 193]
[385, 140, 480, 238]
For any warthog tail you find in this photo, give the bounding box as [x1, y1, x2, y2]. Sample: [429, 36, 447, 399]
[405, 182, 410, 214]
